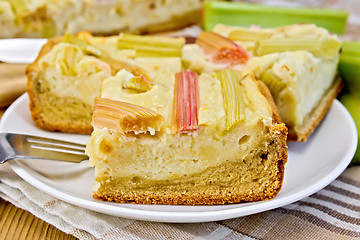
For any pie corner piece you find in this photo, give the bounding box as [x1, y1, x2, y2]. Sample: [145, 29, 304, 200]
[26, 34, 103, 135]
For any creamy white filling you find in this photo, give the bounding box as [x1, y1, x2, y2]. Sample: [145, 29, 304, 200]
[39, 43, 112, 106]
[273, 51, 338, 126]
[245, 51, 339, 128]
[87, 120, 272, 180]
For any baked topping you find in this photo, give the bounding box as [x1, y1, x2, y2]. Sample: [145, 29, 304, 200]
[92, 97, 164, 134]
[215, 69, 245, 130]
[117, 33, 185, 58]
[173, 70, 199, 133]
[122, 75, 152, 93]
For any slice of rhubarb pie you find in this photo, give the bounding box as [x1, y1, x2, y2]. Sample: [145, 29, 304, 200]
[212, 24, 343, 141]
[86, 69, 287, 205]
[26, 32, 185, 134]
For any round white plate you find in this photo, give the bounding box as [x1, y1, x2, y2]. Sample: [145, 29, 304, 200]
[0, 94, 357, 223]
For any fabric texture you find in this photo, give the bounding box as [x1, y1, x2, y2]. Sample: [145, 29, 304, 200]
[0, 1, 360, 239]
[0, 163, 359, 240]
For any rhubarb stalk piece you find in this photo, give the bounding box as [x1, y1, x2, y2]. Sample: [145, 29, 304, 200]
[173, 70, 199, 133]
[215, 69, 245, 131]
[260, 69, 286, 100]
[59, 45, 81, 76]
[254, 37, 341, 59]
[92, 97, 164, 134]
[338, 41, 360, 96]
[196, 31, 249, 65]
[203, 1, 348, 35]
[118, 33, 185, 58]
[340, 94, 360, 165]
[64, 33, 102, 57]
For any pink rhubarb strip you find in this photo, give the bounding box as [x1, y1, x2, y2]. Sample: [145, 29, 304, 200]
[174, 70, 199, 132]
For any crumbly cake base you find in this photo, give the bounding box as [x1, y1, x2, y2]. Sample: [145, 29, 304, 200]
[28, 90, 93, 134]
[92, 124, 287, 205]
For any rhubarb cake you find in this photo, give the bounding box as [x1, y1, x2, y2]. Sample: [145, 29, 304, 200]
[212, 24, 342, 141]
[27, 24, 341, 140]
[0, 0, 202, 38]
[86, 68, 287, 204]
[26, 23, 343, 204]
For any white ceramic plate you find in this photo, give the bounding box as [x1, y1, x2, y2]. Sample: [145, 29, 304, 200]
[0, 94, 357, 223]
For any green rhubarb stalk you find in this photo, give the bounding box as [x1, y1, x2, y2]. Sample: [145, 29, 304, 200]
[341, 41, 360, 57]
[338, 41, 360, 166]
[228, 28, 271, 42]
[254, 37, 341, 59]
[203, 1, 348, 34]
[340, 94, 360, 165]
[59, 45, 81, 76]
[215, 69, 245, 130]
[260, 69, 286, 99]
[64, 33, 102, 57]
[118, 33, 185, 58]
[338, 41, 360, 95]
[338, 54, 360, 96]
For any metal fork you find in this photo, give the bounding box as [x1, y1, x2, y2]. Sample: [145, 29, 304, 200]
[0, 133, 88, 164]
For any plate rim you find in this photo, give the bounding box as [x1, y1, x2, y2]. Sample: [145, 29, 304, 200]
[1, 94, 358, 223]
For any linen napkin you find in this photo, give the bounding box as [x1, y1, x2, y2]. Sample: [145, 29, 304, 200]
[0, 1, 359, 238]
[0, 162, 359, 240]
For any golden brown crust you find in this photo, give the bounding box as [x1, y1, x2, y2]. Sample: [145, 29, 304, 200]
[288, 77, 343, 142]
[271, 123, 288, 196]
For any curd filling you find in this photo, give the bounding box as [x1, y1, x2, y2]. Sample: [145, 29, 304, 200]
[245, 51, 339, 129]
[88, 68, 274, 180]
[38, 43, 112, 107]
